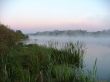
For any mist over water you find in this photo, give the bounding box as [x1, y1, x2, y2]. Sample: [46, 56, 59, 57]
[26, 35, 110, 81]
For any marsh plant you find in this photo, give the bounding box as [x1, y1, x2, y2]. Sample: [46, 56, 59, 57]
[0, 42, 97, 82]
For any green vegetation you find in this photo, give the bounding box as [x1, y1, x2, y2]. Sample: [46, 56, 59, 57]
[0, 24, 27, 54]
[0, 24, 97, 82]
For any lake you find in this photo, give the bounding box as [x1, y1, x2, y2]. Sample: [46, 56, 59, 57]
[25, 35, 110, 81]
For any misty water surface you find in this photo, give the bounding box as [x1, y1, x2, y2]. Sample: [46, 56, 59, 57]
[25, 35, 110, 81]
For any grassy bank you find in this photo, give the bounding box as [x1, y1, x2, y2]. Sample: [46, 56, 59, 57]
[0, 24, 97, 82]
[0, 43, 97, 82]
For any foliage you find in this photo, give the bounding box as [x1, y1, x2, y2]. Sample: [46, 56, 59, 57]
[0, 43, 97, 82]
[0, 24, 27, 54]
[0, 24, 97, 82]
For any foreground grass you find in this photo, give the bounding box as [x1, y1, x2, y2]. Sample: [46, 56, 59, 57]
[0, 43, 97, 82]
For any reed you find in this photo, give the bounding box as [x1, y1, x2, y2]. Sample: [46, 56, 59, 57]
[0, 42, 97, 82]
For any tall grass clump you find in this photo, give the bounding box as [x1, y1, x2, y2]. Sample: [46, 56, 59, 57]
[0, 42, 97, 82]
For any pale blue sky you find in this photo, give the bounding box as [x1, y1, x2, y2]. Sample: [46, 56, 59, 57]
[0, 0, 110, 33]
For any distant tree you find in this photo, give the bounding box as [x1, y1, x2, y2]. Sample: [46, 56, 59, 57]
[16, 30, 28, 40]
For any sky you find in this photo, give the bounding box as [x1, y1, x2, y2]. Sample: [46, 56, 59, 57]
[0, 0, 110, 33]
